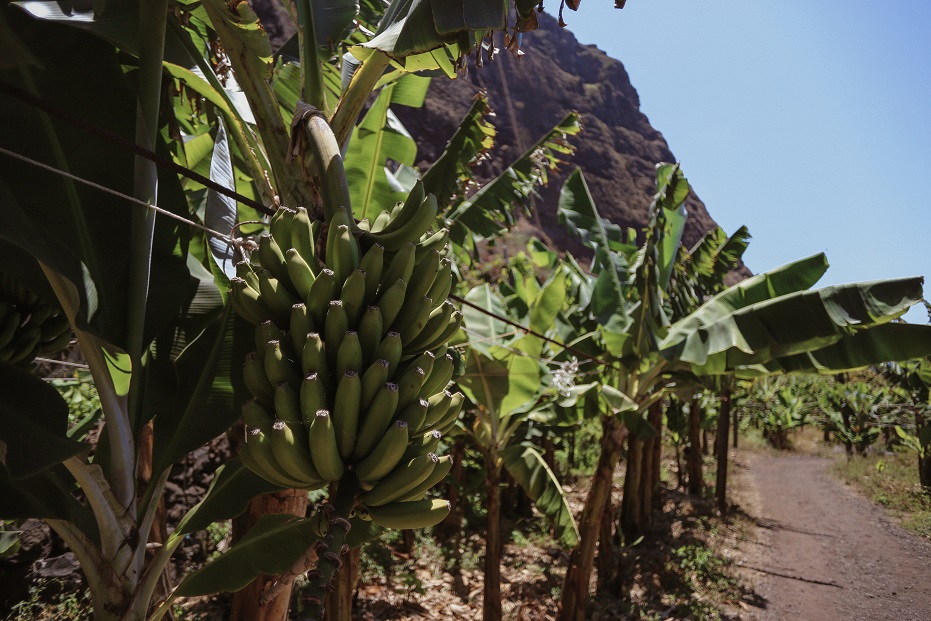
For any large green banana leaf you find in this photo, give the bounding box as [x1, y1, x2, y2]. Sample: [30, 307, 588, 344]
[501, 444, 579, 547]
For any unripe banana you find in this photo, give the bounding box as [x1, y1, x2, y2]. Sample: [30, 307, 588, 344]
[37, 328, 73, 355]
[0, 310, 20, 350]
[394, 296, 433, 346]
[396, 365, 426, 412]
[300, 371, 328, 425]
[381, 242, 416, 293]
[326, 209, 359, 283]
[432, 392, 465, 434]
[361, 453, 438, 507]
[285, 248, 317, 300]
[336, 330, 363, 377]
[363, 498, 450, 530]
[377, 180, 424, 235]
[426, 260, 453, 309]
[354, 419, 410, 483]
[236, 260, 262, 292]
[38, 312, 70, 343]
[358, 243, 384, 305]
[240, 428, 310, 489]
[420, 353, 455, 398]
[397, 455, 453, 502]
[356, 218, 371, 232]
[301, 332, 330, 379]
[8, 327, 40, 365]
[416, 228, 450, 260]
[374, 331, 403, 378]
[290, 303, 315, 354]
[405, 429, 442, 458]
[376, 278, 407, 330]
[230, 278, 273, 325]
[358, 306, 384, 366]
[360, 358, 391, 412]
[263, 340, 300, 388]
[243, 351, 274, 405]
[308, 409, 345, 482]
[290, 207, 318, 268]
[413, 310, 463, 354]
[333, 370, 361, 459]
[397, 399, 430, 437]
[257, 232, 290, 285]
[424, 390, 453, 429]
[407, 249, 441, 303]
[352, 382, 400, 460]
[270, 417, 325, 485]
[255, 320, 290, 362]
[269, 207, 295, 251]
[257, 270, 299, 327]
[370, 209, 392, 233]
[340, 269, 367, 327]
[400, 351, 435, 386]
[273, 381, 302, 425]
[242, 399, 317, 487]
[404, 302, 454, 352]
[306, 268, 338, 326]
[324, 300, 349, 359]
[365, 193, 438, 252]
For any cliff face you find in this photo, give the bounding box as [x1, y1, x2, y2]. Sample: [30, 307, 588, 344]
[393, 11, 721, 254]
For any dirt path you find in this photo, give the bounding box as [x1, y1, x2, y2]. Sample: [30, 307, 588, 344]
[738, 452, 931, 621]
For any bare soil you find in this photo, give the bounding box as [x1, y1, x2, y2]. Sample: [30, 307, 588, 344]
[736, 450, 931, 621]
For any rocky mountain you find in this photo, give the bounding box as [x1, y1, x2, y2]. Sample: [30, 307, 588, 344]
[392, 10, 723, 256]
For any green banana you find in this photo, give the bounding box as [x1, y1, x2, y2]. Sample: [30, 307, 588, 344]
[394, 295, 434, 346]
[289, 303, 315, 354]
[426, 259, 453, 309]
[354, 419, 410, 483]
[403, 302, 454, 352]
[363, 498, 450, 530]
[340, 269, 367, 327]
[369, 209, 391, 233]
[285, 248, 316, 300]
[255, 320, 288, 362]
[290, 207, 318, 268]
[326, 209, 359, 282]
[273, 381, 302, 425]
[243, 351, 274, 405]
[336, 330, 363, 377]
[364, 194, 438, 252]
[416, 228, 450, 260]
[263, 340, 300, 388]
[358, 306, 384, 366]
[308, 409, 345, 482]
[333, 370, 361, 459]
[352, 382, 400, 460]
[269, 207, 295, 251]
[424, 390, 453, 429]
[257, 270, 299, 327]
[0, 310, 21, 350]
[238, 437, 300, 489]
[400, 351, 436, 386]
[396, 365, 426, 412]
[324, 300, 349, 359]
[381, 242, 416, 293]
[397, 455, 453, 502]
[37, 328, 73, 355]
[356, 218, 371, 232]
[377, 180, 424, 235]
[38, 312, 70, 343]
[359, 243, 384, 304]
[242, 399, 317, 487]
[411, 310, 462, 354]
[269, 417, 325, 485]
[8, 327, 40, 365]
[230, 278, 273, 325]
[257, 232, 290, 285]
[361, 453, 438, 507]
[360, 358, 391, 412]
[432, 392, 465, 434]
[236, 260, 262, 292]
[376, 278, 408, 330]
[404, 430, 442, 460]
[299, 371, 328, 425]
[420, 353, 455, 398]
[301, 332, 330, 380]
[407, 249, 441, 303]
[306, 268, 338, 326]
[373, 331, 403, 378]
[397, 399, 430, 436]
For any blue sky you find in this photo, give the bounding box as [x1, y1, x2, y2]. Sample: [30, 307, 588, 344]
[564, 1, 931, 321]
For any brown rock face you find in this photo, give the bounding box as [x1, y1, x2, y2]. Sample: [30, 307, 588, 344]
[393, 10, 721, 253]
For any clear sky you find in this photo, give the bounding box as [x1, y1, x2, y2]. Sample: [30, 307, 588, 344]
[563, 1, 931, 322]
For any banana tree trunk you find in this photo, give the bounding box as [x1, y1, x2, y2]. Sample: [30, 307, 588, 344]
[483, 450, 502, 621]
[640, 402, 662, 531]
[229, 490, 310, 621]
[436, 439, 465, 543]
[687, 397, 702, 496]
[595, 496, 615, 595]
[325, 548, 359, 621]
[714, 387, 732, 514]
[557, 417, 627, 621]
[619, 434, 643, 540]
[732, 409, 739, 448]
[918, 412, 931, 491]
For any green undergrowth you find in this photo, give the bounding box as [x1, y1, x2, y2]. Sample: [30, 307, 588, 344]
[832, 449, 931, 539]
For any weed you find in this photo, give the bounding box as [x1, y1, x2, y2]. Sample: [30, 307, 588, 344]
[5, 578, 92, 621]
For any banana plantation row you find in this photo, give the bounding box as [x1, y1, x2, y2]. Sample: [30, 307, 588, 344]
[1, 1, 930, 621]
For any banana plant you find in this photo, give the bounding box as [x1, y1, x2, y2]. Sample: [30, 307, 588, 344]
[739, 376, 819, 449]
[883, 359, 931, 488]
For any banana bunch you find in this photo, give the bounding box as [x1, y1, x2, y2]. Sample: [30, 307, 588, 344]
[229, 188, 464, 530]
[0, 273, 72, 367]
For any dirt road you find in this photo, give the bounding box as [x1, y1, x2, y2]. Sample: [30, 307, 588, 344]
[739, 452, 931, 621]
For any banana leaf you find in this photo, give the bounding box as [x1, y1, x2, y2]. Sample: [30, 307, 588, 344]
[502, 444, 579, 547]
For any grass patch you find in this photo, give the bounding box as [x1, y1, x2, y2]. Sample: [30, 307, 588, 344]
[832, 450, 931, 539]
